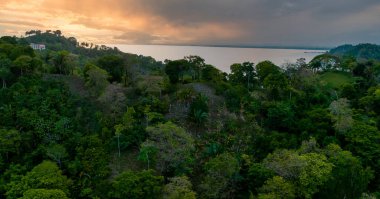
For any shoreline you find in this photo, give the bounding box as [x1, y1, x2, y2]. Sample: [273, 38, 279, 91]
[105, 43, 331, 51]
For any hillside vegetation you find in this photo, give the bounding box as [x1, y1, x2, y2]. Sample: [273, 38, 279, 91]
[0, 31, 380, 198]
[330, 43, 380, 61]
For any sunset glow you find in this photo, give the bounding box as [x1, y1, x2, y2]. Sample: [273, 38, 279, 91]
[1, 0, 380, 46]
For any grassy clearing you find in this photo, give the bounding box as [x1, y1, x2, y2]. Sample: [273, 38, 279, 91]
[319, 71, 354, 89]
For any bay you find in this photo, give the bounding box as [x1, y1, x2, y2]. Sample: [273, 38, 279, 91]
[109, 44, 327, 72]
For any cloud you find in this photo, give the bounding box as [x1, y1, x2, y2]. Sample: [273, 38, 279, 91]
[114, 31, 162, 44]
[1, 0, 380, 46]
[0, 20, 44, 28]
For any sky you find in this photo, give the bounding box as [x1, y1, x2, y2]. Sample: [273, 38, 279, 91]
[1, 0, 380, 47]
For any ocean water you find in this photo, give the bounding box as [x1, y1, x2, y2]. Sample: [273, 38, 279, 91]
[109, 44, 327, 72]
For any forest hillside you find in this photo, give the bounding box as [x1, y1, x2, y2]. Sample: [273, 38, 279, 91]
[0, 31, 380, 199]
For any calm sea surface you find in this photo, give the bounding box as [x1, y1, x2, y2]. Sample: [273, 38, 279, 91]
[109, 44, 327, 72]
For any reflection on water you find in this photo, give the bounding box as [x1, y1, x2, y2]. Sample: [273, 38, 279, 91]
[109, 44, 327, 72]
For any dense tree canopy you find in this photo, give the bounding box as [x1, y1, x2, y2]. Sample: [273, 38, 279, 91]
[1, 31, 380, 198]
[6, 161, 72, 199]
[110, 170, 163, 199]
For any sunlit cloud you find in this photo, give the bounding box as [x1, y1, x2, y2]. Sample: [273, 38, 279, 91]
[1, 0, 380, 46]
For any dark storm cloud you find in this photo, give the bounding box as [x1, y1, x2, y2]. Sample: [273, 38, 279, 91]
[119, 0, 377, 22]
[114, 31, 162, 44]
[114, 0, 380, 46]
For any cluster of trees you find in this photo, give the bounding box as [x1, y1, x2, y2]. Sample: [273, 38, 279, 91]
[330, 43, 380, 61]
[1, 32, 380, 199]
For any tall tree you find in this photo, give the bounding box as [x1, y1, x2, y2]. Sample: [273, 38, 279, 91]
[185, 55, 205, 80]
[256, 61, 281, 82]
[0, 58, 11, 88]
[329, 98, 353, 134]
[140, 122, 195, 174]
[0, 129, 21, 161]
[12, 55, 33, 75]
[51, 51, 77, 75]
[84, 64, 109, 96]
[229, 62, 255, 90]
[165, 59, 189, 83]
[46, 144, 68, 168]
[114, 107, 136, 157]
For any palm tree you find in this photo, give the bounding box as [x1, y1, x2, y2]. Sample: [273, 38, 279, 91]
[193, 109, 208, 136]
[193, 109, 208, 127]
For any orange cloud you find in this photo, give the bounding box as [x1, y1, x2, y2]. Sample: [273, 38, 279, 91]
[0, 20, 44, 28]
[0, 0, 244, 45]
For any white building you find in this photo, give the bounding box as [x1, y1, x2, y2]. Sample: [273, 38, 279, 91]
[30, 43, 46, 50]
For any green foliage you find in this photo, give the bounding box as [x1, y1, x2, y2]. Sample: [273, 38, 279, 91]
[345, 122, 380, 171]
[256, 61, 281, 82]
[6, 161, 72, 199]
[317, 144, 374, 199]
[200, 153, 240, 199]
[224, 85, 248, 112]
[50, 50, 78, 75]
[97, 55, 125, 82]
[9, 45, 35, 60]
[190, 93, 209, 113]
[189, 93, 209, 127]
[110, 170, 163, 199]
[258, 176, 296, 199]
[12, 55, 33, 75]
[84, 63, 109, 96]
[310, 54, 341, 71]
[297, 153, 333, 198]
[0, 129, 21, 159]
[319, 72, 354, 89]
[46, 144, 68, 168]
[0, 36, 18, 45]
[114, 107, 143, 155]
[359, 86, 380, 115]
[140, 122, 195, 174]
[263, 150, 305, 180]
[298, 107, 333, 142]
[202, 64, 224, 82]
[329, 98, 354, 134]
[21, 189, 69, 199]
[247, 163, 275, 193]
[185, 55, 205, 80]
[266, 101, 295, 130]
[330, 44, 380, 61]
[263, 144, 334, 199]
[0, 57, 12, 88]
[263, 72, 289, 98]
[136, 75, 165, 96]
[229, 62, 255, 90]
[163, 176, 196, 199]
[165, 59, 189, 83]
[1, 32, 380, 198]
[75, 135, 110, 180]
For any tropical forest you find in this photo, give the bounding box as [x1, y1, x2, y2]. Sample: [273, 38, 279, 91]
[0, 31, 380, 199]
